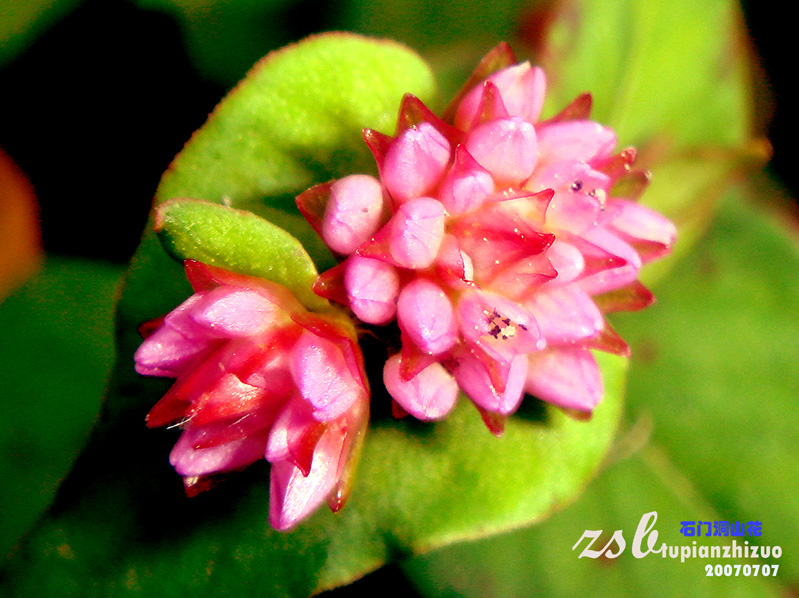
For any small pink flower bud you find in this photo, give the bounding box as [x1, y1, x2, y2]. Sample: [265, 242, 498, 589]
[455, 62, 547, 130]
[437, 146, 495, 215]
[344, 255, 400, 325]
[464, 117, 538, 186]
[397, 278, 458, 356]
[322, 174, 386, 254]
[388, 197, 446, 269]
[383, 354, 458, 420]
[454, 350, 528, 417]
[381, 122, 451, 203]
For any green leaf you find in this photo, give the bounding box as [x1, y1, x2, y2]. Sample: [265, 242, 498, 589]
[540, 0, 752, 149]
[154, 32, 436, 211]
[155, 198, 329, 312]
[0, 34, 625, 596]
[0, 258, 123, 556]
[401, 190, 799, 596]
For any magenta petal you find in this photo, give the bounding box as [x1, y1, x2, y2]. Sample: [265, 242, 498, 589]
[455, 351, 528, 415]
[321, 174, 386, 254]
[578, 228, 642, 294]
[265, 396, 316, 463]
[606, 198, 677, 261]
[464, 117, 538, 185]
[455, 63, 546, 129]
[438, 146, 495, 215]
[290, 331, 365, 421]
[170, 426, 268, 477]
[389, 197, 446, 269]
[397, 278, 458, 356]
[535, 121, 617, 165]
[525, 346, 602, 411]
[545, 239, 585, 283]
[525, 285, 604, 343]
[456, 289, 543, 359]
[134, 325, 208, 377]
[530, 162, 610, 234]
[384, 354, 458, 420]
[382, 122, 451, 203]
[488, 253, 557, 300]
[268, 424, 344, 531]
[190, 287, 278, 337]
[344, 255, 400, 325]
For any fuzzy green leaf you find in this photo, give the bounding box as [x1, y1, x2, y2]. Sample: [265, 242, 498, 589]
[155, 198, 328, 312]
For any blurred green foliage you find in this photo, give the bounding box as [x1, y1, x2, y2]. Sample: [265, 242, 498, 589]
[0, 258, 123, 555]
[0, 0, 83, 68]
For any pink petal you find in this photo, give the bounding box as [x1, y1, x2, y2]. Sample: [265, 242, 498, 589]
[290, 331, 366, 421]
[487, 253, 557, 301]
[186, 370, 275, 426]
[577, 228, 642, 294]
[535, 121, 616, 165]
[188, 408, 279, 451]
[437, 146, 495, 215]
[190, 287, 279, 337]
[454, 350, 528, 415]
[170, 426, 268, 477]
[528, 161, 610, 234]
[525, 285, 604, 343]
[344, 255, 400, 325]
[266, 396, 326, 476]
[606, 198, 677, 262]
[455, 63, 546, 130]
[433, 234, 475, 288]
[545, 239, 585, 283]
[389, 197, 446, 269]
[321, 174, 386, 254]
[382, 122, 451, 203]
[269, 422, 345, 531]
[134, 324, 208, 377]
[397, 278, 458, 356]
[525, 346, 602, 411]
[145, 344, 233, 427]
[456, 289, 543, 360]
[451, 203, 554, 282]
[464, 117, 538, 185]
[384, 355, 458, 420]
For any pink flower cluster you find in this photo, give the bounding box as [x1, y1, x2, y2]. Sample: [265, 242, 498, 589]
[136, 45, 675, 530]
[299, 47, 675, 433]
[134, 260, 368, 530]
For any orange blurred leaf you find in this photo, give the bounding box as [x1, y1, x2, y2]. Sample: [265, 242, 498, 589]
[0, 146, 42, 298]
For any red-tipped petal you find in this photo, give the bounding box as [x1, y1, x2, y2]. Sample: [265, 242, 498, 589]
[593, 280, 655, 313]
[442, 41, 517, 123]
[296, 180, 334, 239]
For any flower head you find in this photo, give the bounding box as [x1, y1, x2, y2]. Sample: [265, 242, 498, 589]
[298, 44, 675, 434]
[135, 260, 369, 530]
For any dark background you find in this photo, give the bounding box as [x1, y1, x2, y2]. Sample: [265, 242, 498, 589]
[0, 0, 794, 265]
